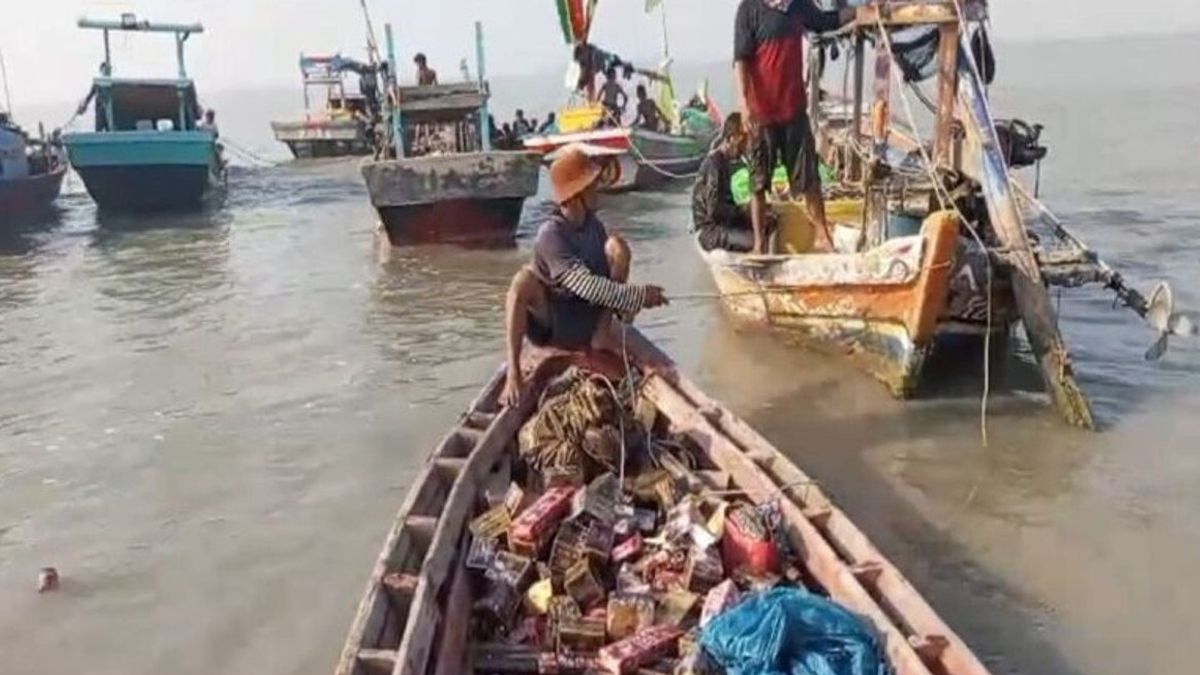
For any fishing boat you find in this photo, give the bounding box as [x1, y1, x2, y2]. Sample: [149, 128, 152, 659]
[522, 0, 719, 192]
[0, 114, 66, 221]
[271, 54, 376, 159]
[333, 327, 992, 675]
[698, 0, 1190, 428]
[363, 22, 540, 247]
[62, 15, 223, 213]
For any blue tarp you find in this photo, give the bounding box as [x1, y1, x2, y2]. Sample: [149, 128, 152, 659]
[699, 588, 891, 675]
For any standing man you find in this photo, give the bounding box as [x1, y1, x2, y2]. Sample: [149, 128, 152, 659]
[632, 85, 665, 133]
[501, 146, 669, 406]
[734, 0, 853, 253]
[414, 53, 438, 86]
[598, 68, 628, 126]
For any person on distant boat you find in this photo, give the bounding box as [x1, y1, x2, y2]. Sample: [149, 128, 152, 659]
[500, 122, 515, 149]
[198, 109, 220, 138]
[599, 68, 628, 127]
[734, 0, 853, 254]
[538, 113, 558, 135]
[500, 146, 669, 406]
[76, 62, 113, 132]
[632, 85, 665, 133]
[692, 112, 775, 253]
[414, 53, 438, 86]
[513, 110, 534, 137]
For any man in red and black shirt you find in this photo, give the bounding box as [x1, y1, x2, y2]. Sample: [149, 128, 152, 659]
[734, 0, 853, 253]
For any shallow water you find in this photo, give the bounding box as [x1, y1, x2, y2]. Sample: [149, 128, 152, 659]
[2, 36, 1199, 675]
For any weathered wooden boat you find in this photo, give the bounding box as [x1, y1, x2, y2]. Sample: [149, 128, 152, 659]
[62, 15, 223, 213]
[0, 116, 66, 220]
[699, 0, 1190, 427]
[333, 327, 993, 675]
[522, 0, 718, 192]
[364, 23, 539, 247]
[271, 54, 376, 159]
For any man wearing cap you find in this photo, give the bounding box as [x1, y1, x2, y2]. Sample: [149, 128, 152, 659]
[501, 147, 669, 406]
[734, 0, 853, 253]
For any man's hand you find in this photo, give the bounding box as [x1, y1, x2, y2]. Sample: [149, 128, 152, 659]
[643, 285, 670, 309]
[500, 369, 523, 408]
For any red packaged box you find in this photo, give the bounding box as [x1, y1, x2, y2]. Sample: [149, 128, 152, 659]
[612, 534, 644, 563]
[597, 625, 684, 674]
[721, 505, 779, 576]
[510, 486, 577, 554]
[699, 579, 741, 627]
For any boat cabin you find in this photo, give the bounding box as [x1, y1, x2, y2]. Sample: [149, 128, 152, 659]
[393, 83, 488, 157]
[88, 78, 203, 133]
[298, 55, 372, 121]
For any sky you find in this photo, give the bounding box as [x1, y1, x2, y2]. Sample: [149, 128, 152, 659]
[2, 0, 1199, 109]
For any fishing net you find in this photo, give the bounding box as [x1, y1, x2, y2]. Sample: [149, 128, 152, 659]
[888, 26, 941, 83]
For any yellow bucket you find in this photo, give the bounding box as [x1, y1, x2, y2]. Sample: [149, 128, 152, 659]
[557, 104, 605, 134]
[774, 198, 864, 254]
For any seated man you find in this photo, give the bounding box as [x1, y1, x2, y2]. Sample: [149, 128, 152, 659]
[502, 146, 669, 406]
[692, 113, 766, 253]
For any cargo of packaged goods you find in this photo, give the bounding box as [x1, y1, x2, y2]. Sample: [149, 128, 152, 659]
[526, 578, 554, 616]
[487, 551, 535, 590]
[597, 625, 685, 674]
[510, 486, 577, 557]
[699, 580, 741, 628]
[547, 596, 583, 649]
[685, 546, 724, 594]
[467, 535, 500, 571]
[721, 503, 780, 576]
[472, 642, 541, 673]
[563, 558, 606, 609]
[572, 473, 621, 526]
[656, 589, 699, 628]
[612, 534, 644, 563]
[472, 504, 513, 541]
[606, 593, 656, 641]
[558, 616, 608, 652]
[505, 482, 529, 516]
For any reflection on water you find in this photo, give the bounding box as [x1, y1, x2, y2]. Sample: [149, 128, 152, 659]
[2, 50, 1200, 675]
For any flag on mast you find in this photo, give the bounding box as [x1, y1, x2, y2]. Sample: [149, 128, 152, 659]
[645, 0, 663, 11]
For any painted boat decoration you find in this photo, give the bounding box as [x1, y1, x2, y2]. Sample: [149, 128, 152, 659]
[332, 327, 993, 675]
[271, 54, 376, 159]
[696, 0, 1190, 426]
[364, 23, 539, 247]
[0, 116, 66, 220]
[62, 15, 223, 213]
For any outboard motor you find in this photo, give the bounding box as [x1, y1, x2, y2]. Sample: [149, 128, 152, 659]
[995, 119, 1048, 169]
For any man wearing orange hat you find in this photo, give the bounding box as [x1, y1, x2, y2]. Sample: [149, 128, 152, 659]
[501, 146, 669, 406]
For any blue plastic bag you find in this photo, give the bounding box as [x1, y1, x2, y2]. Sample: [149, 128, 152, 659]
[699, 588, 891, 675]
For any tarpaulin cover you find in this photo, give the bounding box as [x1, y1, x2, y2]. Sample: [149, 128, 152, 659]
[699, 588, 891, 675]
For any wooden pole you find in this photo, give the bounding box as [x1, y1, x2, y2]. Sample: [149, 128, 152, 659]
[0, 49, 13, 116]
[932, 23, 959, 165]
[384, 23, 404, 158]
[476, 21, 491, 152]
[849, 33, 865, 180]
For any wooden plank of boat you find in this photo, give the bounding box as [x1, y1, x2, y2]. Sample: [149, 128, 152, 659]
[955, 55, 1095, 429]
[334, 329, 994, 675]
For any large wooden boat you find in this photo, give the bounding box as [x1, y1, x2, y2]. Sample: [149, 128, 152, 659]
[61, 16, 222, 213]
[699, 0, 1187, 427]
[333, 328, 992, 675]
[364, 24, 539, 247]
[271, 54, 376, 159]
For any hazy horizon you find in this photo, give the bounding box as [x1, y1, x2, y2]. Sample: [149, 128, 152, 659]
[3, 0, 1200, 113]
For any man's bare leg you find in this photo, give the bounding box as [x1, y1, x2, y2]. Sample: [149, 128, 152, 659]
[803, 183, 835, 251]
[604, 235, 631, 283]
[749, 191, 768, 254]
[501, 267, 550, 407]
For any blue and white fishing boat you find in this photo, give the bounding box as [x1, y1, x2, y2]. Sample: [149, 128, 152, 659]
[63, 14, 223, 212]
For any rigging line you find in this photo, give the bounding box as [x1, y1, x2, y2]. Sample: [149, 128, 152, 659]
[876, 17, 994, 448]
[626, 139, 701, 180]
[0, 49, 13, 115]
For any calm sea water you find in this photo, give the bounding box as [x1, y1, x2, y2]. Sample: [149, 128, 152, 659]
[2, 35, 1199, 675]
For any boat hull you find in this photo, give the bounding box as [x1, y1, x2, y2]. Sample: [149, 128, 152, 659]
[333, 327, 993, 675]
[700, 211, 961, 397]
[63, 130, 219, 212]
[0, 166, 66, 220]
[524, 126, 711, 192]
[362, 151, 540, 247]
[271, 119, 372, 159]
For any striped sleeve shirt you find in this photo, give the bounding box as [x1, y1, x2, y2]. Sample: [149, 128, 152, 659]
[532, 208, 647, 316]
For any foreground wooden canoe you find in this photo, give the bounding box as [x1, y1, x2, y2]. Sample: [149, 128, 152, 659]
[334, 328, 991, 675]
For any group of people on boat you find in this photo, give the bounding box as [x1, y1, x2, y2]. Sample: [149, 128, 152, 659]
[502, 0, 856, 402]
[490, 111, 557, 149]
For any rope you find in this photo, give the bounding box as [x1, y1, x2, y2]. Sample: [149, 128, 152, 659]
[876, 17, 995, 447]
[221, 138, 277, 167]
[626, 138, 701, 180]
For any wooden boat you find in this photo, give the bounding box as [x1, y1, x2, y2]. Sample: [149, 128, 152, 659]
[699, 0, 1186, 427]
[522, 0, 718, 192]
[0, 117, 66, 220]
[62, 15, 223, 213]
[271, 54, 376, 159]
[333, 328, 992, 675]
[364, 23, 539, 247]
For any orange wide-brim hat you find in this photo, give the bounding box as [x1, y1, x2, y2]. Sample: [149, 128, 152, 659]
[549, 144, 605, 205]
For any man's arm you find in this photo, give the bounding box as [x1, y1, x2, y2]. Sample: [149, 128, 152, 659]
[536, 227, 647, 315]
[797, 0, 855, 34]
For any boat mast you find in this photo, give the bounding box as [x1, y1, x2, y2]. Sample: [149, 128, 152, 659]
[476, 21, 491, 152]
[0, 48, 13, 115]
[383, 23, 404, 158]
[658, 0, 670, 59]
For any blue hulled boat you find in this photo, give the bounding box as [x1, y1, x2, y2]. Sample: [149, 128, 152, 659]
[63, 15, 222, 212]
